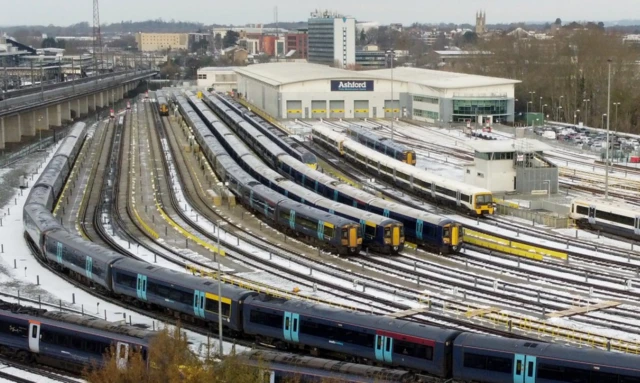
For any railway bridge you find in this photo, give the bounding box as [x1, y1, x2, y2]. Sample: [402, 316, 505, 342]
[0, 69, 157, 149]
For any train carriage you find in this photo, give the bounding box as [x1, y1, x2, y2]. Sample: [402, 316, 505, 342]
[243, 295, 461, 377]
[156, 90, 169, 116]
[215, 94, 318, 169]
[346, 125, 416, 165]
[570, 198, 640, 240]
[23, 205, 64, 249]
[25, 184, 55, 211]
[453, 332, 640, 383]
[43, 230, 124, 290]
[0, 308, 151, 372]
[313, 125, 494, 216]
[110, 258, 255, 332]
[34, 156, 70, 201]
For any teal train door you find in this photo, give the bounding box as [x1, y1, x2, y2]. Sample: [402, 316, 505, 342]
[513, 354, 537, 383]
[136, 274, 147, 300]
[374, 335, 393, 363]
[283, 312, 300, 343]
[193, 290, 205, 318]
[85, 257, 93, 279]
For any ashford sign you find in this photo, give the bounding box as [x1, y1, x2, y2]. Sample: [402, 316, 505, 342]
[330, 80, 374, 91]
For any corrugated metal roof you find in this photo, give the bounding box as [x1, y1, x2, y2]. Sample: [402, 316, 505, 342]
[234, 62, 381, 86]
[366, 67, 521, 89]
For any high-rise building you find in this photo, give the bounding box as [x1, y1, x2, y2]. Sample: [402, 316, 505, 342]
[285, 30, 308, 59]
[307, 10, 356, 68]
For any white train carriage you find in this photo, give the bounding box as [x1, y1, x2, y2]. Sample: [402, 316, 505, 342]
[313, 125, 494, 216]
[570, 198, 640, 238]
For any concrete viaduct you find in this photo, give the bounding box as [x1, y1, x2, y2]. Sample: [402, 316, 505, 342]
[0, 70, 157, 149]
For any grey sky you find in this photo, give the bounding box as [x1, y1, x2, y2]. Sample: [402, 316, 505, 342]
[1, 0, 638, 27]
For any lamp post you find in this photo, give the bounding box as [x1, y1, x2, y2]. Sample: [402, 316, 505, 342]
[539, 96, 543, 115]
[526, 101, 532, 126]
[556, 106, 563, 122]
[574, 109, 580, 125]
[583, 99, 590, 127]
[605, 59, 612, 200]
[541, 104, 547, 125]
[386, 49, 395, 140]
[215, 220, 227, 357]
[613, 102, 621, 133]
[529, 91, 536, 111]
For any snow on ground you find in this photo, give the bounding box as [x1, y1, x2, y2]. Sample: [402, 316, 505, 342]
[0, 122, 245, 356]
[0, 364, 83, 383]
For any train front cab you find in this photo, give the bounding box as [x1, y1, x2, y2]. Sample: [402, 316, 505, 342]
[404, 150, 417, 166]
[442, 222, 461, 252]
[473, 193, 495, 215]
[342, 224, 362, 254]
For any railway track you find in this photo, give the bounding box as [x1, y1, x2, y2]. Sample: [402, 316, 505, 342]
[0, 357, 78, 383]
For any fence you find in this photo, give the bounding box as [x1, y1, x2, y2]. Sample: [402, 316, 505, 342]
[496, 204, 573, 228]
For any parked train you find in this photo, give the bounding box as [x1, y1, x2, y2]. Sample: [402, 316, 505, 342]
[184, 93, 403, 254]
[313, 124, 495, 216]
[22, 115, 640, 382]
[569, 198, 640, 240]
[156, 90, 169, 116]
[203, 92, 460, 254]
[0, 300, 153, 372]
[172, 93, 363, 255]
[217, 94, 318, 170]
[346, 124, 416, 166]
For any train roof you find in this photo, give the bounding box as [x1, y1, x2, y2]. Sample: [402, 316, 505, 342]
[111, 258, 256, 301]
[572, 198, 640, 215]
[55, 136, 79, 159]
[66, 122, 86, 139]
[347, 125, 411, 153]
[23, 205, 64, 232]
[368, 198, 453, 225]
[25, 185, 53, 207]
[248, 296, 460, 342]
[34, 156, 68, 187]
[0, 309, 150, 345]
[46, 229, 125, 262]
[203, 136, 229, 158]
[276, 196, 358, 226]
[42, 311, 156, 341]
[224, 135, 253, 158]
[279, 155, 340, 186]
[312, 197, 399, 226]
[455, 333, 640, 372]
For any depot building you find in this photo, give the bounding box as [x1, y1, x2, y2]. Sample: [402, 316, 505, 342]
[234, 62, 520, 123]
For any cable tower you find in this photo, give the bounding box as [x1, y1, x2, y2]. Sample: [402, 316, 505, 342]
[92, 0, 103, 73]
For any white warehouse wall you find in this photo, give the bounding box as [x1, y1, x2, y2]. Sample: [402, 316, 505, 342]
[279, 78, 407, 118]
[237, 74, 280, 117]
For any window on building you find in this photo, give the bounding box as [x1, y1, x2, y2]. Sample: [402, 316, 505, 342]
[453, 99, 508, 116]
[413, 108, 439, 120]
[197, 74, 207, 80]
[413, 95, 439, 104]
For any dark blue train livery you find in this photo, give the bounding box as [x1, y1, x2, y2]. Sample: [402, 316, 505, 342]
[185, 93, 403, 254]
[0, 305, 153, 372]
[203, 92, 460, 254]
[346, 124, 416, 165]
[173, 92, 363, 255]
[20, 106, 640, 383]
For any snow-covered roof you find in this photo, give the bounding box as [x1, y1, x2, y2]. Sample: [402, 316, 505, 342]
[365, 67, 521, 89]
[234, 62, 379, 86]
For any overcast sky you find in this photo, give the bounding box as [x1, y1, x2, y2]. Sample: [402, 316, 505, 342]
[0, 0, 638, 27]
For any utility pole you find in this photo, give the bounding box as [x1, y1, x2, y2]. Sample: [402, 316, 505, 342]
[605, 59, 612, 200]
[93, 0, 104, 74]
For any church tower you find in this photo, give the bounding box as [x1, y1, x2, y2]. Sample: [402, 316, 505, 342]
[475, 10, 486, 35]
